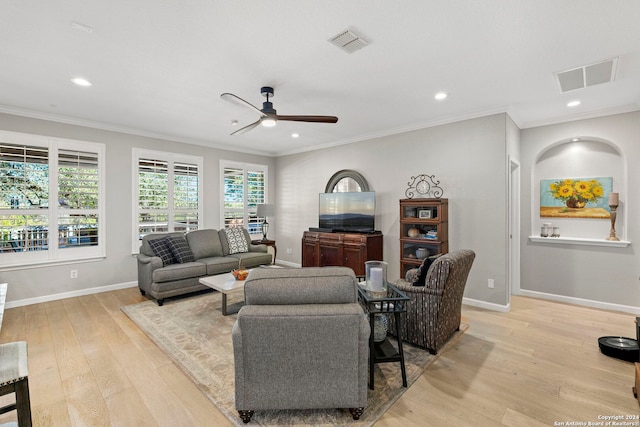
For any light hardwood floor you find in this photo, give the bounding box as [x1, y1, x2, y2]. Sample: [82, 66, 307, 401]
[0, 289, 638, 426]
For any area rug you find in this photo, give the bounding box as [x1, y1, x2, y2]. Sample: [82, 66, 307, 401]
[121, 292, 467, 426]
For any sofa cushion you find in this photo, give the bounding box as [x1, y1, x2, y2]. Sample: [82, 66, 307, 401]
[229, 252, 273, 268]
[148, 237, 175, 266]
[166, 236, 195, 264]
[244, 267, 358, 305]
[152, 262, 207, 283]
[140, 232, 184, 257]
[198, 256, 241, 275]
[186, 229, 223, 259]
[222, 227, 249, 254]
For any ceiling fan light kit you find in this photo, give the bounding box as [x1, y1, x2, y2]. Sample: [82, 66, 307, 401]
[221, 86, 338, 135]
[261, 117, 277, 127]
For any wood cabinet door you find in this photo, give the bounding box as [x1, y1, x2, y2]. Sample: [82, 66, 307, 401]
[319, 242, 342, 267]
[343, 244, 364, 276]
[302, 239, 317, 267]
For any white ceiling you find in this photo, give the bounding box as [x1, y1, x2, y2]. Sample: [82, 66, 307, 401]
[1, 1, 639, 156]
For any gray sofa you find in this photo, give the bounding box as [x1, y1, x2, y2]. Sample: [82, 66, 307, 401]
[232, 267, 370, 423]
[137, 228, 273, 305]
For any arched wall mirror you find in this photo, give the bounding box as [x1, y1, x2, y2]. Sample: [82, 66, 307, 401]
[325, 170, 371, 193]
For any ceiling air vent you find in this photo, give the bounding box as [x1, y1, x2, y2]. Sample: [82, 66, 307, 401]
[329, 30, 367, 54]
[555, 58, 618, 93]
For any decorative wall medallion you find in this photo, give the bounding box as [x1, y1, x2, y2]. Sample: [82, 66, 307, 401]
[405, 174, 444, 199]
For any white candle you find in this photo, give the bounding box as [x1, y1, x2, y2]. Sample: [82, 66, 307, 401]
[608, 192, 619, 206]
[370, 267, 383, 291]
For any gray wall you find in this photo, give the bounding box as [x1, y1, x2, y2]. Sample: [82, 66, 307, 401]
[0, 112, 275, 304]
[520, 111, 640, 310]
[5, 109, 637, 313]
[275, 113, 511, 308]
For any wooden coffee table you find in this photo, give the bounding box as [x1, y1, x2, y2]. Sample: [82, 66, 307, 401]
[199, 272, 249, 316]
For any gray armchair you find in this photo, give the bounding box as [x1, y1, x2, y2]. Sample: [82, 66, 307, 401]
[390, 249, 475, 354]
[232, 267, 370, 423]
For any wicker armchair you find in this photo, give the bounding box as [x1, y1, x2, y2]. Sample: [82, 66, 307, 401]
[389, 249, 475, 354]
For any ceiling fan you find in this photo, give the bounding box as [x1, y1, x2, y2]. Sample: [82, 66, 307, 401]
[220, 86, 338, 135]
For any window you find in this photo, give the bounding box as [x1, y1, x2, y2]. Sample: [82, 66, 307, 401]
[0, 130, 105, 267]
[133, 149, 203, 253]
[221, 160, 267, 237]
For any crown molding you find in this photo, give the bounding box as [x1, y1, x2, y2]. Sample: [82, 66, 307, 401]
[276, 105, 514, 156]
[0, 105, 276, 157]
[520, 103, 640, 129]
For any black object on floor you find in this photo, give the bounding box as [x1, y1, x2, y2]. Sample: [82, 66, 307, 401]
[598, 336, 639, 362]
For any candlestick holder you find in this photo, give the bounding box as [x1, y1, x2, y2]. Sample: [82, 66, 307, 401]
[365, 260, 388, 298]
[606, 204, 620, 241]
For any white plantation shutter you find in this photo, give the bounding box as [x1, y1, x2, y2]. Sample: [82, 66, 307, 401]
[133, 149, 202, 252]
[137, 158, 169, 236]
[247, 169, 265, 233]
[223, 167, 244, 228]
[58, 148, 100, 249]
[139, 158, 169, 209]
[0, 142, 49, 254]
[0, 131, 105, 266]
[173, 161, 199, 232]
[221, 161, 267, 236]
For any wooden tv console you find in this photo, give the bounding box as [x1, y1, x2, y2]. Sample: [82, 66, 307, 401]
[302, 230, 383, 276]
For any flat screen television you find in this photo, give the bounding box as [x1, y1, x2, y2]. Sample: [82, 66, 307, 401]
[319, 191, 376, 233]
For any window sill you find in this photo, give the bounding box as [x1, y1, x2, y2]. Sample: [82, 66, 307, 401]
[528, 236, 631, 248]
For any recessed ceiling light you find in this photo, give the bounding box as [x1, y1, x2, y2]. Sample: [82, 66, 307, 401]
[71, 77, 92, 87]
[567, 100, 581, 107]
[231, 120, 238, 126]
[291, 133, 299, 138]
[434, 92, 448, 100]
[571, 138, 580, 142]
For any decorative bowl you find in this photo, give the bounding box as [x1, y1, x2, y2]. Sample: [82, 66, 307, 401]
[232, 269, 249, 280]
[407, 227, 421, 238]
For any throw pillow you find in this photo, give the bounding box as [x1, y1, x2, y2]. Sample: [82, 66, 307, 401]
[166, 236, 195, 264]
[224, 227, 249, 254]
[412, 254, 443, 286]
[148, 237, 175, 267]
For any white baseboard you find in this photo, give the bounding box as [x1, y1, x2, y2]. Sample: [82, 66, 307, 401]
[275, 260, 301, 268]
[519, 289, 640, 315]
[5, 281, 139, 309]
[463, 297, 511, 312]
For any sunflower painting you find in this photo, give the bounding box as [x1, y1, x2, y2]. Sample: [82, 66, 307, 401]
[540, 177, 613, 218]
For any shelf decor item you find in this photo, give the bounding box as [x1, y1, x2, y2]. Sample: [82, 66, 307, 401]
[606, 192, 620, 241]
[418, 209, 432, 219]
[365, 260, 387, 298]
[415, 247, 429, 259]
[407, 227, 420, 238]
[404, 174, 444, 199]
[372, 314, 388, 342]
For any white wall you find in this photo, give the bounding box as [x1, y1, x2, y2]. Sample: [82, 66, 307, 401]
[520, 111, 640, 311]
[275, 113, 511, 307]
[0, 113, 275, 305]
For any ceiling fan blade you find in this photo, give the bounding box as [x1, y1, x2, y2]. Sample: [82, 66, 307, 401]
[230, 119, 261, 136]
[221, 93, 265, 117]
[276, 115, 338, 123]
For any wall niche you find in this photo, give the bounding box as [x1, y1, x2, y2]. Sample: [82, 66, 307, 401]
[530, 137, 628, 245]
